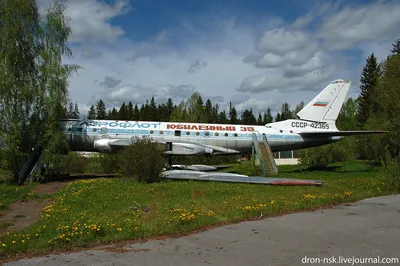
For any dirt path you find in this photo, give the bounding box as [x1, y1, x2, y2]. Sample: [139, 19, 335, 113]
[0, 181, 70, 234]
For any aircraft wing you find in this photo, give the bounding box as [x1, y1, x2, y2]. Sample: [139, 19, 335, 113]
[299, 130, 388, 137]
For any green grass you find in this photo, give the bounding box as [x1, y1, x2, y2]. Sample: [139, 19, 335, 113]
[0, 184, 34, 212]
[0, 161, 393, 260]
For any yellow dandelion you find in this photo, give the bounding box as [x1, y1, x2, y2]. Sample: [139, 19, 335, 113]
[1, 243, 6, 247]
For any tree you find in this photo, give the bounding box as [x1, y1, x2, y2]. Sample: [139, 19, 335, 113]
[263, 108, 273, 124]
[73, 103, 80, 119]
[87, 105, 96, 119]
[127, 101, 134, 120]
[186, 92, 206, 122]
[275, 113, 282, 122]
[166, 98, 174, 118]
[280, 103, 293, 120]
[337, 98, 358, 130]
[257, 113, 262, 125]
[0, 0, 78, 182]
[148, 97, 157, 121]
[95, 99, 107, 119]
[205, 99, 213, 123]
[390, 39, 400, 55]
[369, 54, 400, 158]
[229, 102, 239, 124]
[133, 104, 140, 120]
[67, 102, 74, 118]
[241, 109, 256, 125]
[357, 53, 380, 128]
[118, 102, 127, 120]
[171, 100, 187, 122]
[211, 104, 220, 123]
[219, 110, 229, 124]
[294, 101, 304, 117]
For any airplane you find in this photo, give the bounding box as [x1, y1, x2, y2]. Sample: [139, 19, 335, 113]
[59, 79, 387, 156]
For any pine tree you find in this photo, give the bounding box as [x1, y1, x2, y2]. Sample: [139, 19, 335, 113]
[96, 99, 107, 119]
[73, 103, 80, 119]
[241, 109, 256, 125]
[219, 110, 229, 123]
[127, 101, 134, 120]
[263, 108, 273, 124]
[111, 108, 118, 120]
[119, 102, 127, 120]
[357, 53, 380, 127]
[166, 98, 174, 118]
[229, 102, 238, 124]
[88, 105, 96, 119]
[67, 102, 74, 118]
[205, 99, 213, 123]
[257, 113, 262, 125]
[390, 38, 400, 55]
[280, 103, 293, 120]
[148, 97, 157, 121]
[211, 103, 219, 123]
[275, 113, 282, 122]
[133, 104, 140, 120]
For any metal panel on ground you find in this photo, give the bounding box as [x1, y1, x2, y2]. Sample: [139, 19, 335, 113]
[161, 170, 323, 186]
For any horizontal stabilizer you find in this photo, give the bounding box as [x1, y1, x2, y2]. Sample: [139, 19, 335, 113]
[299, 130, 388, 137]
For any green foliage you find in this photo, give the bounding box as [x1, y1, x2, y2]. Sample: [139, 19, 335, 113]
[298, 141, 356, 169]
[357, 53, 380, 127]
[0, 0, 78, 182]
[390, 38, 400, 55]
[119, 137, 165, 183]
[381, 154, 400, 193]
[95, 100, 107, 119]
[241, 109, 257, 125]
[97, 154, 120, 174]
[0, 183, 32, 211]
[0, 161, 390, 259]
[60, 152, 88, 174]
[87, 105, 96, 119]
[263, 108, 273, 124]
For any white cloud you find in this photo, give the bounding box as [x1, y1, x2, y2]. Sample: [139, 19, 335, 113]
[318, 1, 400, 50]
[62, 1, 399, 118]
[37, 0, 131, 43]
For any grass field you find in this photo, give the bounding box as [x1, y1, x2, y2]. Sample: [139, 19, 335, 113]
[0, 160, 394, 260]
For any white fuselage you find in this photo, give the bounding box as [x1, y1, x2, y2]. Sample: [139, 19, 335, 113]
[61, 119, 343, 155]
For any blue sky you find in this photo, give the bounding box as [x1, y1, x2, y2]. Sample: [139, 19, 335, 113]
[38, 0, 400, 116]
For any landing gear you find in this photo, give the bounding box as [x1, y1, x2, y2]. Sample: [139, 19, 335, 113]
[164, 142, 173, 170]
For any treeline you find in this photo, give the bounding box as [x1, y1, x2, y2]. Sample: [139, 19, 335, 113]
[80, 93, 305, 126]
[301, 39, 400, 165]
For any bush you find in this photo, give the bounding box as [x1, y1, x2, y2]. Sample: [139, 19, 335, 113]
[382, 154, 400, 193]
[119, 137, 165, 183]
[60, 152, 88, 174]
[298, 139, 357, 169]
[98, 153, 120, 174]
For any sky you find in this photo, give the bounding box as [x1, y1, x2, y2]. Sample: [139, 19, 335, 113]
[37, 0, 400, 117]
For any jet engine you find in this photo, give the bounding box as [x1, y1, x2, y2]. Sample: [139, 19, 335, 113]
[93, 139, 112, 153]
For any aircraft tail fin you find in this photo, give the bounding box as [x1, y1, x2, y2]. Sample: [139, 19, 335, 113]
[296, 79, 351, 123]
